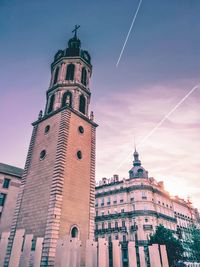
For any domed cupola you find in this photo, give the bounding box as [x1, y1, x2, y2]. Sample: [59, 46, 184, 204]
[65, 34, 81, 57]
[129, 149, 148, 179]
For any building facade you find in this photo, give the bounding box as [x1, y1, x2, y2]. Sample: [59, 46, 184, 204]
[3, 29, 97, 267]
[95, 150, 199, 257]
[0, 163, 23, 233]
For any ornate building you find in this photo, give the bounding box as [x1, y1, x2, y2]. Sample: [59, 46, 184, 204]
[3, 28, 97, 267]
[95, 150, 199, 257]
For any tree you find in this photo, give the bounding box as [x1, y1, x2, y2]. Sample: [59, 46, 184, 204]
[149, 224, 184, 267]
[189, 224, 200, 261]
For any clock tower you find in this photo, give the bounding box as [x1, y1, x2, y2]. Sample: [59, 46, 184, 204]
[4, 27, 97, 267]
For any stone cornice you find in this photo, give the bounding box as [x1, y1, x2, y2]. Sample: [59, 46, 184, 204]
[46, 82, 91, 96]
[95, 184, 170, 200]
[32, 105, 98, 128]
[95, 210, 177, 223]
[51, 56, 92, 71]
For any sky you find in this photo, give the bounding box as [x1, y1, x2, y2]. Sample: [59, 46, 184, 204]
[0, 0, 200, 208]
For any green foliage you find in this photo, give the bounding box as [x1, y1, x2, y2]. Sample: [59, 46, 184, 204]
[149, 224, 184, 267]
[190, 224, 200, 261]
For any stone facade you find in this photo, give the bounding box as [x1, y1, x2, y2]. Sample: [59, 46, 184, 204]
[0, 163, 23, 233]
[95, 151, 200, 257]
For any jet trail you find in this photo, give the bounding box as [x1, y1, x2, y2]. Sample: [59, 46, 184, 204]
[116, 0, 143, 67]
[113, 83, 200, 173]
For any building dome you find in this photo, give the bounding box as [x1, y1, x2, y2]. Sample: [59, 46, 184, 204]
[52, 27, 91, 65]
[129, 150, 148, 179]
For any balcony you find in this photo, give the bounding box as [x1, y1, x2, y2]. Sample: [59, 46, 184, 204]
[131, 225, 138, 231]
[143, 224, 153, 231]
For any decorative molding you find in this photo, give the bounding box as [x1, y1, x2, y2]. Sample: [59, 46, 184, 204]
[95, 210, 177, 223]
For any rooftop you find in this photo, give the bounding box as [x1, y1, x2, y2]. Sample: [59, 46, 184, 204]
[0, 163, 23, 178]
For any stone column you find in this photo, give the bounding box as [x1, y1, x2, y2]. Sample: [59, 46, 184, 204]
[112, 240, 122, 267]
[128, 241, 137, 267]
[85, 240, 98, 267]
[19, 234, 33, 267]
[160, 245, 169, 267]
[55, 235, 70, 267]
[98, 238, 109, 267]
[9, 229, 25, 267]
[139, 246, 146, 267]
[0, 231, 10, 267]
[149, 244, 162, 267]
[33, 237, 43, 267]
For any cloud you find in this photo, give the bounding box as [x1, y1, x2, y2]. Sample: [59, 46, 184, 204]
[95, 82, 200, 209]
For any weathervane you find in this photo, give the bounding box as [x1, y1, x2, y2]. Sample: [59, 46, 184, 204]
[72, 25, 80, 38]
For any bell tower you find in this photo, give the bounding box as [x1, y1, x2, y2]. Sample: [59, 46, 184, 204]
[4, 27, 97, 267]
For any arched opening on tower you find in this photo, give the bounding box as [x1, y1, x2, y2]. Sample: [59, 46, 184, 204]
[71, 226, 79, 238]
[81, 67, 87, 86]
[79, 94, 86, 114]
[53, 66, 60, 85]
[66, 64, 75, 81]
[48, 94, 55, 113]
[62, 91, 72, 108]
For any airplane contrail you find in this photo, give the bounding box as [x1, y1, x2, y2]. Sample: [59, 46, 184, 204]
[113, 83, 200, 173]
[116, 0, 143, 67]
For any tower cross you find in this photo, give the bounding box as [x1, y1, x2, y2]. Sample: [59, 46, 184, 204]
[72, 25, 80, 37]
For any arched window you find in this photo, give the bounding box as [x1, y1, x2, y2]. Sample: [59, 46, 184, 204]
[79, 94, 86, 114]
[71, 226, 78, 238]
[66, 64, 75, 81]
[81, 67, 87, 86]
[48, 94, 55, 113]
[53, 66, 60, 85]
[62, 91, 72, 107]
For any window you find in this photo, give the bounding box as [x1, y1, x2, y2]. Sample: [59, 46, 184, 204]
[71, 226, 79, 238]
[31, 239, 36, 251]
[81, 67, 87, 86]
[40, 150, 46, 160]
[53, 66, 59, 84]
[77, 150, 82, 160]
[108, 222, 111, 229]
[95, 224, 98, 230]
[95, 199, 98, 207]
[145, 218, 148, 223]
[62, 91, 72, 107]
[142, 191, 147, 199]
[3, 178, 10, 189]
[102, 222, 104, 230]
[78, 126, 84, 134]
[44, 125, 50, 134]
[121, 209, 125, 213]
[66, 64, 75, 81]
[115, 221, 118, 228]
[101, 198, 104, 206]
[123, 235, 126, 242]
[122, 221, 126, 227]
[0, 193, 6, 206]
[48, 94, 55, 113]
[107, 197, 110, 205]
[115, 235, 118, 240]
[79, 94, 86, 114]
